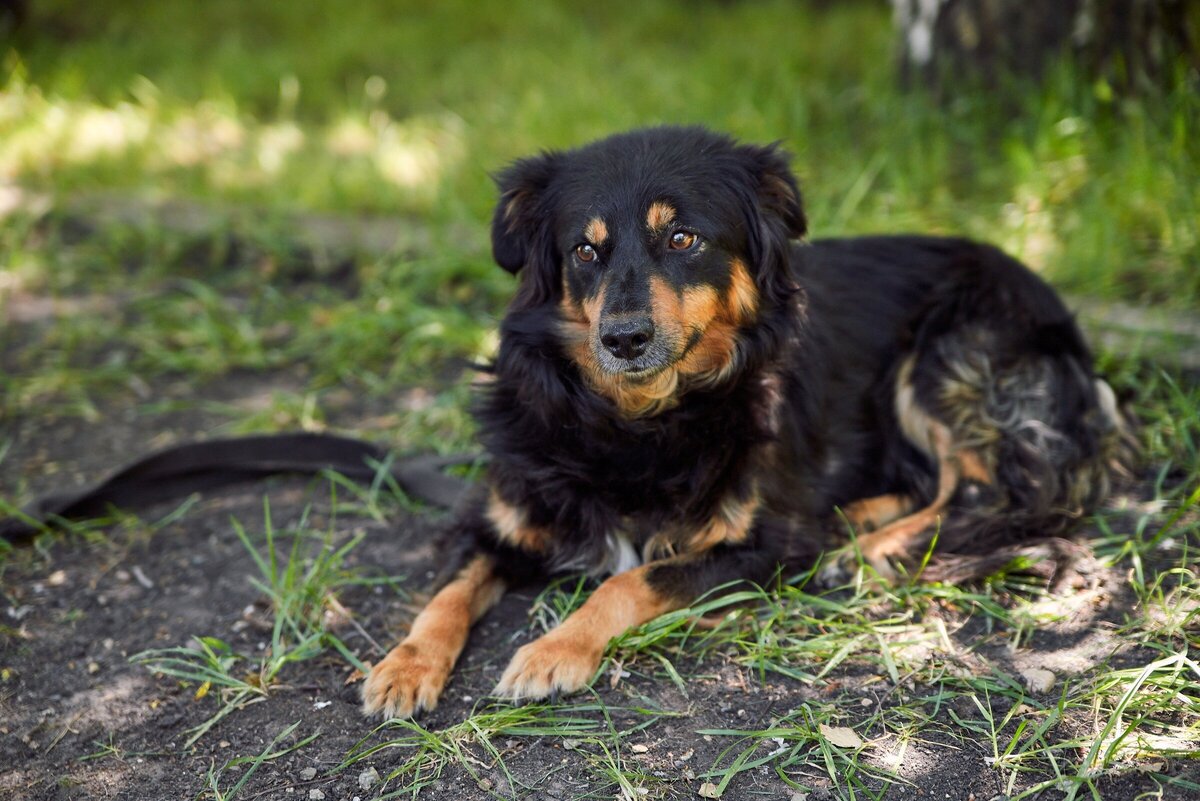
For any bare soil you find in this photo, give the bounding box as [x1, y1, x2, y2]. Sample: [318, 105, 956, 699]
[1, 375, 1195, 801]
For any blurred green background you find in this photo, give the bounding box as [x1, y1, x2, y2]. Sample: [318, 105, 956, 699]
[1, 0, 1197, 439]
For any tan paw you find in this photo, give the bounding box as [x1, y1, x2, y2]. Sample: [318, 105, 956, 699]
[493, 632, 602, 701]
[817, 545, 899, 588]
[361, 641, 452, 719]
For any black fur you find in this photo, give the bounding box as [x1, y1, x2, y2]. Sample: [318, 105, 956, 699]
[449, 126, 1122, 602]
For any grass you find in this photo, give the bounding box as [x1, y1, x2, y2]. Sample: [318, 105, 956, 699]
[133, 495, 392, 747]
[1, 1, 1199, 799]
[1, 1, 1198, 431]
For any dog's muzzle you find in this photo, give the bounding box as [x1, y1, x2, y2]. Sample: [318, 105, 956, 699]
[599, 315, 655, 361]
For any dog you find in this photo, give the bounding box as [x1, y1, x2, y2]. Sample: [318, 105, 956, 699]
[361, 126, 1127, 719]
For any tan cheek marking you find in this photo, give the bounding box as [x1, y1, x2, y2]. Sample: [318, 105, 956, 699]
[582, 284, 605, 326]
[726, 258, 759, 324]
[676, 283, 737, 379]
[646, 201, 676, 232]
[584, 217, 608, 245]
[487, 491, 549, 552]
[681, 285, 720, 327]
[649, 275, 685, 341]
[563, 277, 687, 419]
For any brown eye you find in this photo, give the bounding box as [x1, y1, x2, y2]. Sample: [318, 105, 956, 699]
[575, 244, 597, 262]
[669, 231, 697, 251]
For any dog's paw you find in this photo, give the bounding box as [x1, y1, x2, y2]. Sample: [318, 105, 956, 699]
[493, 632, 602, 701]
[361, 641, 452, 719]
[817, 546, 898, 588]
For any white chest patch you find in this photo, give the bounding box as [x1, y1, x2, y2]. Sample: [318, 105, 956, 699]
[604, 532, 642, 576]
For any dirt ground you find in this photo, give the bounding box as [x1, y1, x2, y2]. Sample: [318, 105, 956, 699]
[1, 375, 1196, 801]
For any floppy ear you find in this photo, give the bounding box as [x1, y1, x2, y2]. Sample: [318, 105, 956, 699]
[738, 143, 806, 304]
[490, 152, 561, 275]
[751, 144, 806, 241]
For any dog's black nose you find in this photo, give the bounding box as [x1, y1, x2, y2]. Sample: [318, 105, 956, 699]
[600, 317, 654, 360]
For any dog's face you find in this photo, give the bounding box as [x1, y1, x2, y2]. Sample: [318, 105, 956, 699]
[491, 127, 806, 412]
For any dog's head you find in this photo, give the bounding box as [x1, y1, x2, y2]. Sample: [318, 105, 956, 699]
[491, 127, 805, 413]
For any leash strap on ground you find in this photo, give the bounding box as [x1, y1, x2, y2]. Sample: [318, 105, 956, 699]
[0, 433, 476, 545]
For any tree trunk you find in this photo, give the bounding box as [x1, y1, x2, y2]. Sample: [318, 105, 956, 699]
[892, 0, 1198, 94]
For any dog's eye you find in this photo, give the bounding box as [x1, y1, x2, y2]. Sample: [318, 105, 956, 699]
[575, 244, 597, 263]
[669, 232, 698, 251]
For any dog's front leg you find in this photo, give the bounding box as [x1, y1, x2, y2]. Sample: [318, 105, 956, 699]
[494, 544, 776, 701]
[362, 553, 506, 718]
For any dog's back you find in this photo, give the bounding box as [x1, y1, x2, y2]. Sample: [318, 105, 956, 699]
[788, 236, 1130, 582]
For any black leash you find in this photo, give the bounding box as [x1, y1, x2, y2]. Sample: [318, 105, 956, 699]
[0, 433, 476, 545]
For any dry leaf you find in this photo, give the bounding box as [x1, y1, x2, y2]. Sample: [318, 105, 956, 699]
[819, 724, 863, 749]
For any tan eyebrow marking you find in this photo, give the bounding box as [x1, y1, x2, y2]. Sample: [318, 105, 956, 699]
[584, 217, 608, 244]
[646, 201, 676, 232]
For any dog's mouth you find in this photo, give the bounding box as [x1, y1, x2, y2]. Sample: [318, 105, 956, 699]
[592, 329, 702, 381]
[594, 350, 671, 380]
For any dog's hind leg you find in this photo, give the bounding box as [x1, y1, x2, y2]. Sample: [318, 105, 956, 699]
[839, 493, 918, 532]
[821, 422, 983, 584]
[362, 554, 506, 719]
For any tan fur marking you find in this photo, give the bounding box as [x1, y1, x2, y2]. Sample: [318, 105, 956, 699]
[646, 201, 676, 232]
[561, 267, 746, 418]
[494, 565, 675, 699]
[584, 217, 608, 245]
[690, 493, 759, 551]
[582, 286, 604, 325]
[726, 258, 759, 324]
[955, 449, 992, 485]
[848, 424, 960, 574]
[894, 356, 936, 456]
[486, 491, 549, 552]
[841, 494, 917, 532]
[681, 284, 721, 326]
[362, 555, 505, 718]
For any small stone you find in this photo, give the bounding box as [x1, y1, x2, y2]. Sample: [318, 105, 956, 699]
[562, 738, 580, 750]
[698, 782, 721, 798]
[631, 743, 649, 753]
[358, 767, 380, 790]
[1021, 667, 1056, 694]
[87, 662, 100, 674]
[308, 790, 325, 801]
[299, 767, 317, 781]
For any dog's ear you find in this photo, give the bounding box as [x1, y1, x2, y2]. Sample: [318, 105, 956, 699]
[490, 152, 561, 275]
[738, 143, 806, 303]
[751, 144, 806, 241]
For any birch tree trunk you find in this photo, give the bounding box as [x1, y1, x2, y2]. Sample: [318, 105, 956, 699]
[892, 0, 1198, 93]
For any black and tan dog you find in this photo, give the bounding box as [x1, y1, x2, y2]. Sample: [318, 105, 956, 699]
[361, 126, 1127, 719]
